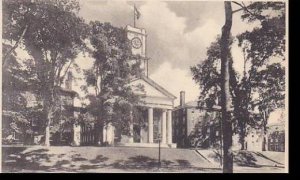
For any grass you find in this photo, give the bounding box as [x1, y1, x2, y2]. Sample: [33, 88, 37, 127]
[2, 146, 285, 173]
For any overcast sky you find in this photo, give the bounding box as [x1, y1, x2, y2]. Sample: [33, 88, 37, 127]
[9, 0, 285, 127]
[12, 0, 263, 106]
[73, 0, 263, 106]
[12, 0, 285, 122]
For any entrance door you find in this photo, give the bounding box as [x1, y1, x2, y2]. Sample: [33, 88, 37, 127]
[133, 125, 141, 143]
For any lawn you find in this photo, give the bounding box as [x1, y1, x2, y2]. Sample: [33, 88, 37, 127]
[2, 146, 285, 173]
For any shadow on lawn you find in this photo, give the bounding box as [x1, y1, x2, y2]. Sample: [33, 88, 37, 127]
[2, 147, 220, 172]
[111, 155, 159, 170]
[253, 152, 284, 166]
[109, 155, 209, 172]
[233, 151, 284, 168]
[234, 151, 258, 167]
[2, 147, 111, 172]
[90, 155, 109, 164]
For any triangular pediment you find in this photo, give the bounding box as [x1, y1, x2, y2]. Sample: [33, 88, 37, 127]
[130, 76, 176, 99]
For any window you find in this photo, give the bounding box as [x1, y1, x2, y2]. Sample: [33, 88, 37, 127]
[61, 95, 73, 106]
[31, 119, 38, 126]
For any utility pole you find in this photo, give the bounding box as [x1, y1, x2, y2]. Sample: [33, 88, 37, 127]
[219, 113, 223, 168]
[158, 134, 162, 169]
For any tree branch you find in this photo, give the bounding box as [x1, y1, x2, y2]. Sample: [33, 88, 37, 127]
[232, 1, 265, 20]
[3, 25, 29, 67]
[60, 59, 74, 86]
[232, 7, 244, 14]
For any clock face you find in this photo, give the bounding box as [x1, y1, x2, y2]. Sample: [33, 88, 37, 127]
[131, 37, 142, 49]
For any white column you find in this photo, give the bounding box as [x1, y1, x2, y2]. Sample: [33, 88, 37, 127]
[103, 125, 107, 143]
[107, 123, 115, 145]
[129, 123, 134, 143]
[73, 124, 81, 146]
[140, 128, 143, 143]
[129, 109, 134, 143]
[167, 110, 172, 144]
[162, 110, 167, 144]
[148, 108, 154, 143]
[82, 125, 85, 143]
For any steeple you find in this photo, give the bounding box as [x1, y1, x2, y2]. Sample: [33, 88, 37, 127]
[125, 25, 149, 77]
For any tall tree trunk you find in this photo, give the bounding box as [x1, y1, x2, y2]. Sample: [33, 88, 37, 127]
[220, 1, 233, 173]
[44, 105, 54, 146]
[238, 111, 247, 150]
[42, 75, 55, 147]
[240, 125, 246, 150]
[128, 105, 134, 143]
[261, 110, 268, 151]
[45, 126, 50, 146]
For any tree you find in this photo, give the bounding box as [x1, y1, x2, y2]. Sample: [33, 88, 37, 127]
[2, 0, 89, 146]
[191, 1, 286, 173]
[82, 22, 143, 144]
[2, 52, 31, 143]
[235, 1, 286, 150]
[220, 1, 233, 173]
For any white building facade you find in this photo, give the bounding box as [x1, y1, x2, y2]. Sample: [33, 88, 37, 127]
[73, 25, 177, 148]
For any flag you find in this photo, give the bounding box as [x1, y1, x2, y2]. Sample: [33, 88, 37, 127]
[134, 5, 141, 20]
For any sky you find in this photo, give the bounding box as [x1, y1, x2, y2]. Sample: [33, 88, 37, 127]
[74, 0, 260, 106]
[10, 0, 286, 124]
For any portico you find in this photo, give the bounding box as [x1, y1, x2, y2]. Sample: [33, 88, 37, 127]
[145, 108, 173, 144]
[116, 76, 177, 148]
[121, 107, 176, 148]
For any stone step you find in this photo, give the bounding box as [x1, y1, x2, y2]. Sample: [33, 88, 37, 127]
[115, 142, 177, 148]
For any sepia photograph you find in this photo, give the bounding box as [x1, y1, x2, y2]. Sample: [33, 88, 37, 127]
[1, 0, 288, 173]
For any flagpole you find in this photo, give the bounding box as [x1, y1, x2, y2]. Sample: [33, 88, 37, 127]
[133, 4, 136, 27]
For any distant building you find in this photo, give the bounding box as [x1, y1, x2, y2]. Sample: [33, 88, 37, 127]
[2, 71, 78, 145]
[172, 91, 221, 148]
[267, 122, 285, 152]
[172, 91, 274, 152]
[242, 127, 264, 151]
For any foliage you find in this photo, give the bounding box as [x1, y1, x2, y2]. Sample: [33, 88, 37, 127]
[236, 1, 286, 134]
[2, 0, 89, 145]
[190, 2, 286, 150]
[2, 45, 38, 142]
[81, 22, 144, 139]
[188, 110, 221, 148]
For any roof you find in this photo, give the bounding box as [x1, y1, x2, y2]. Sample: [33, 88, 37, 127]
[173, 100, 222, 111]
[56, 86, 78, 97]
[267, 122, 285, 132]
[131, 75, 177, 99]
[184, 101, 198, 108]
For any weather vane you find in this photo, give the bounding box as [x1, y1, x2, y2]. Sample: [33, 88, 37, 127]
[133, 4, 141, 28]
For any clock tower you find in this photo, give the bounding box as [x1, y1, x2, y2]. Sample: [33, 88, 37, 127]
[125, 25, 148, 76]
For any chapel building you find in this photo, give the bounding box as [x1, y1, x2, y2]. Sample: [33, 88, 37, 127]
[73, 25, 177, 148]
